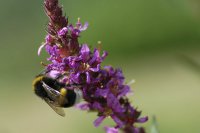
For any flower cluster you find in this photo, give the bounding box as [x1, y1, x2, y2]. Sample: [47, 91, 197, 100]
[38, 0, 148, 132]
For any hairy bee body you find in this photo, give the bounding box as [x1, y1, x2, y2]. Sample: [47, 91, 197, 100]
[32, 73, 81, 116]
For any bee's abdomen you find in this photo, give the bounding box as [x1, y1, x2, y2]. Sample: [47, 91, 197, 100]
[63, 90, 76, 108]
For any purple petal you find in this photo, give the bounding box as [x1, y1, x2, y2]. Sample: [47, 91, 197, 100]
[38, 44, 45, 56]
[66, 56, 81, 68]
[104, 66, 112, 70]
[75, 103, 90, 110]
[104, 126, 119, 133]
[111, 114, 124, 128]
[115, 69, 124, 81]
[137, 116, 148, 123]
[128, 105, 135, 114]
[80, 22, 88, 31]
[58, 27, 68, 36]
[92, 102, 103, 111]
[102, 51, 108, 60]
[118, 85, 131, 98]
[68, 24, 74, 31]
[94, 49, 100, 58]
[70, 73, 80, 84]
[133, 128, 139, 133]
[81, 44, 90, 54]
[47, 70, 61, 79]
[45, 45, 59, 55]
[90, 49, 100, 64]
[104, 66, 115, 76]
[93, 116, 106, 127]
[133, 127, 146, 133]
[72, 29, 81, 36]
[86, 72, 91, 83]
[95, 88, 109, 97]
[80, 44, 90, 62]
[45, 34, 52, 43]
[101, 51, 108, 60]
[106, 80, 115, 90]
[45, 44, 52, 54]
[107, 93, 124, 113]
[89, 64, 100, 72]
[69, 59, 76, 68]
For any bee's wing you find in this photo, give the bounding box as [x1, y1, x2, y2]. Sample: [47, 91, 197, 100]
[42, 81, 68, 105]
[42, 81, 60, 102]
[44, 98, 65, 117]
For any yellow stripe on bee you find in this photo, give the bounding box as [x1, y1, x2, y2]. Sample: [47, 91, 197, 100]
[60, 88, 67, 96]
[32, 76, 44, 90]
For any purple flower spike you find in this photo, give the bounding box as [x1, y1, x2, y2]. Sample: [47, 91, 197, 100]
[36, 0, 148, 133]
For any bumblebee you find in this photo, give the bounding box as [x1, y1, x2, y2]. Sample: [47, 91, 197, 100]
[32, 72, 82, 117]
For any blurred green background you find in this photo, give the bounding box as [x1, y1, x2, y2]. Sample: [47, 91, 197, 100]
[0, 0, 200, 133]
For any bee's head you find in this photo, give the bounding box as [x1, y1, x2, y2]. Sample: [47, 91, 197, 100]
[32, 75, 48, 98]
